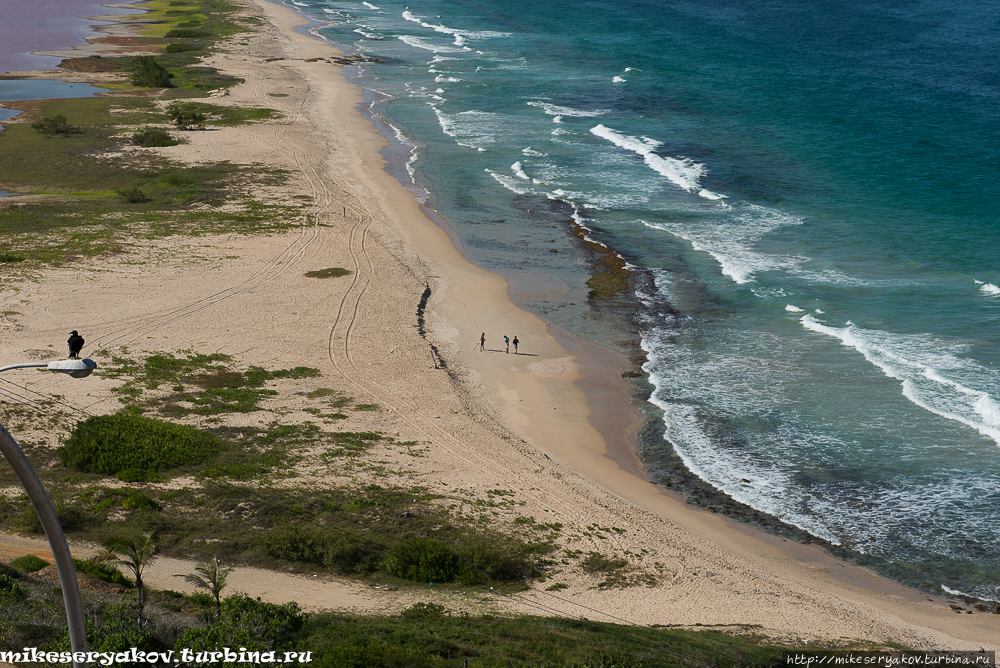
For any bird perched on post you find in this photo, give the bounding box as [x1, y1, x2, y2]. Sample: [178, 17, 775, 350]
[67, 331, 85, 359]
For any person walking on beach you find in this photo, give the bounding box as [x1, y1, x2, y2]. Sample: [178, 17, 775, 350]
[480, 332, 486, 351]
[512, 336, 519, 354]
[504, 335, 510, 354]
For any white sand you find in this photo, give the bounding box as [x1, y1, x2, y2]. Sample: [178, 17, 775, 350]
[0, 0, 996, 650]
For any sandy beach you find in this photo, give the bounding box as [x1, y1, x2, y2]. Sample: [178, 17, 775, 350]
[0, 0, 997, 651]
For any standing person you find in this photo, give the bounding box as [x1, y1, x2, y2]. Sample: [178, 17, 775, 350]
[480, 332, 486, 351]
[512, 336, 519, 354]
[504, 335, 510, 354]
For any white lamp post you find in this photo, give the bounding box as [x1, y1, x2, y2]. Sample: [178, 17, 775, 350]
[0, 358, 97, 668]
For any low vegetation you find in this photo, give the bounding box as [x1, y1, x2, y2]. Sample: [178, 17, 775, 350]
[30, 114, 82, 137]
[132, 126, 180, 147]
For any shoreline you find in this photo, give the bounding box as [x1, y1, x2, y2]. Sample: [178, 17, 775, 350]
[243, 0, 1000, 645]
[0, 0, 996, 649]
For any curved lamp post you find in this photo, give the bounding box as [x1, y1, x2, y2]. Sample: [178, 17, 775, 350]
[0, 358, 96, 668]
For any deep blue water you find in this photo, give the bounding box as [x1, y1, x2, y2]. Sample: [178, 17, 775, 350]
[287, 0, 1000, 599]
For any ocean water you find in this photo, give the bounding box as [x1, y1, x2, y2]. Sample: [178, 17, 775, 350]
[294, 0, 1000, 599]
[5, 0, 998, 599]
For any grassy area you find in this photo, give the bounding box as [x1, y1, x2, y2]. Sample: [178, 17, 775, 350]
[0, 0, 295, 271]
[0, 568, 847, 667]
[0, 96, 297, 265]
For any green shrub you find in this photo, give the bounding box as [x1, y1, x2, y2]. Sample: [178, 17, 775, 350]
[322, 532, 385, 573]
[58, 412, 226, 475]
[165, 101, 207, 130]
[13, 505, 43, 534]
[73, 559, 132, 588]
[0, 252, 25, 263]
[122, 493, 160, 511]
[10, 554, 49, 573]
[384, 538, 461, 583]
[130, 56, 173, 88]
[175, 595, 306, 658]
[164, 29, 207, 38]
[117, 468, 161, 483]
[116, 185, 149, 203]
[31, 114, 82, 136]
[0, 573, 27, 600]
[457, 534, 537, 585]
[164, 43, 199, 53]
[186, 592, 214, 606]
[132, 126, 178, 147]
[401, 602, 448, 619]
[259, 526, 326, 564]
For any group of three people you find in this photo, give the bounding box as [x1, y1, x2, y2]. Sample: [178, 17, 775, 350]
[479, 332, 519, 353]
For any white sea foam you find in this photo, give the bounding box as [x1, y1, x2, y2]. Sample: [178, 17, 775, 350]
[429, 106, 510, 150]
[362, 1, 380, 8]
[527, 101, 609, 119]
[641, 203, 805, 284]
[612, 75, 625, 83]
[640, 328, 841, 544]
[434, 74, 462, 83]
[980, 283, 1000, 295]
[401, 10, 511, 46]
[800, 315, 1000, 445]
[354, 28, 383, 39]
[590, 124, 725, 200]
[815, 309, 825, 314]
[785, 305, 804, 312]
[485, 169, 533, 195]
[398, 35, 464, 53]
[522, 147, 547, 157]
[511, 161, 530, 180]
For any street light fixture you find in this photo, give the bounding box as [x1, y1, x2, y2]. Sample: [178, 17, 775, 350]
[0, 357, 97, 668]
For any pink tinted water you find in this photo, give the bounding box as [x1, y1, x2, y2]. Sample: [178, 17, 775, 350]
[0, 0, 143, 72]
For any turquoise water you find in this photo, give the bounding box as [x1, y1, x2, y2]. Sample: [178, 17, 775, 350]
[290, 0, 1000, 598]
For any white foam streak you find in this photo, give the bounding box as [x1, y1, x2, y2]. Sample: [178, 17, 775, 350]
[590, 124, 724, 200]
[401, 10, 511, 46]
[800, 315, 1000, 445]
[362, 1, 379, 8]
[527, 101, 609, 118]
[398, 35, 464, 53]
[980, 283, 1000, 295]
[485, 169, 533, 195]
[785, 305, 804, 313]
[641, 204, 804, 284]
[511, 161, 530, 180]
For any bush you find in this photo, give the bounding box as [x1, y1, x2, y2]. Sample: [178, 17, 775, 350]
[58, 412, 226, 475]
[164, 43, 199, 53]
[384, 538, 461, 584]
[401, 602, 448, 619]
[175, 595, 306, 659]
[130, 56, 173, 88]
[165, 29, 207, 38]
[116, 185, 149, 203]
[117, 468, 161, 483]
[73, 559, 132, 588]
[132, 126, 178, 147]
[0, 252, 26, 263]
[31, 114, 82, 136]
[122, 493, 160, 511]
[259, 527, 326, 564]
[165, 101, 207, 130]
[0, 573, 27, 600]
[10, 554, 49, 573]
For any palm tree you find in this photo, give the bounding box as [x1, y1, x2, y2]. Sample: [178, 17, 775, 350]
[176, 556, 233, 622]
[101, 530, 157, 624]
